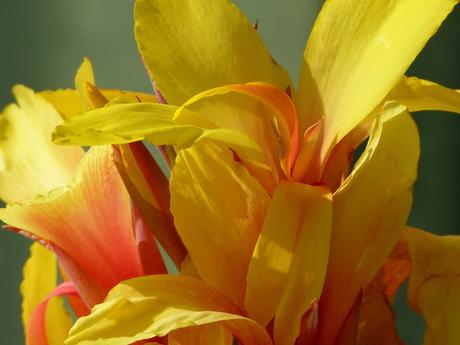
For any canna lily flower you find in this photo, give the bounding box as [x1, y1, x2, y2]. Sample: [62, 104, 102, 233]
[2, 0, 460, 345]
[52, 0, 460, 343]
[0, 71, 170, 344]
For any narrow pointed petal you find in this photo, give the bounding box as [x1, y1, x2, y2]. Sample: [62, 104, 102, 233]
[0, 85, 83, 203]
[0, 146, 155, 306]
[297, 0, 458, 159]
[75, 57, 96, 110]
[274, 185, 332, 345]
[114, 143, 187, 268]
[21, 243, 72, 345]
[406, 227, 460, 345]
[317, 103, 420, 345]
[134, 0, 290, 105]
[387, 76, 460, 113]
[65, 275, 273, 345]
[28, 282, 79, 345]
[245, 182, 331, 330]
[170, 140, 269, 307]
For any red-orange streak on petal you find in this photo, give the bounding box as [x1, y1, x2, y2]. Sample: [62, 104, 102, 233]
[28, 282, 80, 345]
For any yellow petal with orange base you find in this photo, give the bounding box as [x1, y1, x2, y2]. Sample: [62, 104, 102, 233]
[316, 103, 420, 345]
[65, 275, 273, 345]
[0, 85, 84, 204]
[170, 140, 269, 308]
[21, 243, 72, 345]
[406, 227, 460, 345]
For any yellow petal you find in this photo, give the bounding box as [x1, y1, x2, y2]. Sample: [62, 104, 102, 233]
[274, 184, 332, 345]
[316, 103, 420, 345]
[65, 275, 272, 345]
[21, 243, 72, 345]
[134, 0, 290, 105]
[387, 76, 460, 113]
[406, 227, 460, 345]
[0, 85, 84, 204]
[297, 0, 458, 159]
[245, 181, 331, 329]
[170, 140, 269, 307]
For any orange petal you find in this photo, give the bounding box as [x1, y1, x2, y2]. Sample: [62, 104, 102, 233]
[0, 146, 163, 306]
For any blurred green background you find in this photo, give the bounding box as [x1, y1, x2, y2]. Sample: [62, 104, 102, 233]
[0, 1, 459, 344]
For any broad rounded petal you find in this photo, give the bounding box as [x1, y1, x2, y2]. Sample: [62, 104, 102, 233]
[245, 181, 331, 330]
[0, 146, 151, 306]
[0, 85, 84, 203]
[274, 184, 332, 345]
[317, 103, 420, 345]
[134, 0, 290, 105]
[297, 0, 458, 159]
[170, 140, 269, 307]
[387, 76, 460, 113]
[21, 243, 72, 345]
[406, 227, 460, 345]
[65, 275, 273, 345]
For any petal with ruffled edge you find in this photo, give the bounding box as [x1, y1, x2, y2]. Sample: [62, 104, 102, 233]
[316, 103, 420, 345]
[65, 275, 272, 345]
[134, 0, 290, 105]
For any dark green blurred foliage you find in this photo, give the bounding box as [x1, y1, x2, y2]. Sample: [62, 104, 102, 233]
[0, 1, 459, 344]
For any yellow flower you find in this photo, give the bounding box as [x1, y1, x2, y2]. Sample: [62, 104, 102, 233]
[2, 0, 460, 344]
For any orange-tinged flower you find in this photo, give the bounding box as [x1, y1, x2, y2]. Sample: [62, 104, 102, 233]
[2, 0, 460, 344]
